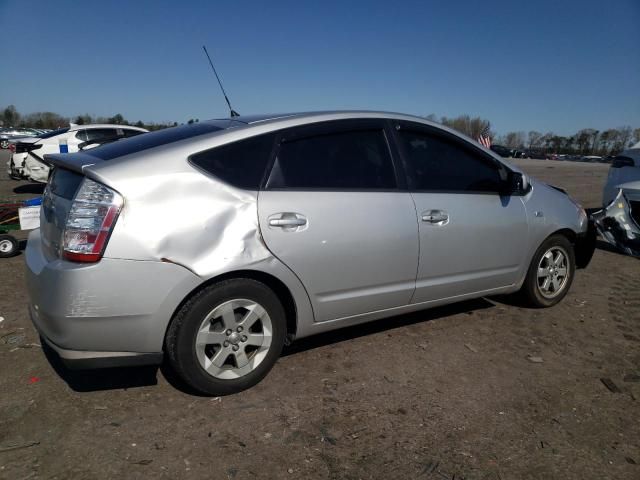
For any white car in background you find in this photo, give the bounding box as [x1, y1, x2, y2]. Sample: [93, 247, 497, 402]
[602, 141, 640, 206]
[8, 124, 148, 182]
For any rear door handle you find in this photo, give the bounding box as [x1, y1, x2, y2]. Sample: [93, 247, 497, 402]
[421, 210, 449, 225]
[268, 212, 307, 229]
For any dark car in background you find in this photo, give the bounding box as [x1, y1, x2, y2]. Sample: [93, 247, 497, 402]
[490, 144, 512, 158]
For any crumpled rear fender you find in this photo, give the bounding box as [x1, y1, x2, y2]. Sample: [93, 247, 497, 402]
[591, 187, 640, 257]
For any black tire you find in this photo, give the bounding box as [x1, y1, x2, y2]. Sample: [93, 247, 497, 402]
[165, 278, 287, 396]
[0, 234, 19, 258]
[0, 140, 9, 150]
[521, 234, 575, 307]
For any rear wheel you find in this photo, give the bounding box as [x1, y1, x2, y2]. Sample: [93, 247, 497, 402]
[521, 234, 575, 307]
[0, 234, 19, 258]
[165, 279, 286, 395]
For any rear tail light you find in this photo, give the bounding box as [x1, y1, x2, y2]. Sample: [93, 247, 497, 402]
[62, 178, 123, 262]
[612, 156, 634, 168]
[8, 144, 15, 153]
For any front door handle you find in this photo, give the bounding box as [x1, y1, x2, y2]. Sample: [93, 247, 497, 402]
[268, 212, 307, 230]
[421, 210, 449, 225]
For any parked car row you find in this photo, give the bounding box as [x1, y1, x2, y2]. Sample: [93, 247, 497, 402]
[491, 146, 618, 164]
[490, 145, 538, 159]
[7, 124, 147, 182]
[0, 127, 50, 149]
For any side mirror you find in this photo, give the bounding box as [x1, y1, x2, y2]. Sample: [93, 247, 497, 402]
[502, 171, 526, 195]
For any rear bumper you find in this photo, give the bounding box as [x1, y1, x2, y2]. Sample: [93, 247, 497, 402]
[36, 323, 163, 369]
[26, 229, 202, 367]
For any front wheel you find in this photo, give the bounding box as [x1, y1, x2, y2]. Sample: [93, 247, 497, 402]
[521, 234, 575, 307]
[165, 278, 287, 395]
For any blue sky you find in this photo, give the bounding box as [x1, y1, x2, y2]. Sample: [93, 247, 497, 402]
[0, 0, 638, 135]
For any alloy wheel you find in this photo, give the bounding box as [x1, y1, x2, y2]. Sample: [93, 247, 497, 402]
[194, 299, 273, 380]
[536, 246, 570, 299]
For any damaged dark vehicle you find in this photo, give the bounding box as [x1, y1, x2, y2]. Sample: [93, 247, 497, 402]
[593, 142, 640, 257]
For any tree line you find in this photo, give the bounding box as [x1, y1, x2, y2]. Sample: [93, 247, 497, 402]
[3, 105, 638, 155]
[0, 105, 176, 132]
[426, 114, 639, 156]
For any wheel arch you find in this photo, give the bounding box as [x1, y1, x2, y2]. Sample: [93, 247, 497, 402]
[550, 228, 577, 244]
[165, 269, 299, 346]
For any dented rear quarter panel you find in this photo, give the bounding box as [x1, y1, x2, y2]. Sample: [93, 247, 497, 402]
[84, 131, 316, 336]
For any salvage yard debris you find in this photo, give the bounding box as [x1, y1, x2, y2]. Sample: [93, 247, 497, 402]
[600, 378, 622, 393]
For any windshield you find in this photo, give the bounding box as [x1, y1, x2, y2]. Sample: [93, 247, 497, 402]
[86, 121, 232, 160]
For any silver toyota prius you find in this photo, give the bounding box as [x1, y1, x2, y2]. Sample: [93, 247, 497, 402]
[26, 111, 596, 395]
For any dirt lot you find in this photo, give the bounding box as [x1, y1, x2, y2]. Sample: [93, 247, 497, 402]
[0, 154, 638, 480]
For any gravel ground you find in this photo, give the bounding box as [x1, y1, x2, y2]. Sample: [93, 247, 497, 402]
[0, 153, 638, 480]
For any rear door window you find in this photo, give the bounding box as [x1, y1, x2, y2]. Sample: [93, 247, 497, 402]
[396, 128, 503, 192]
[267, 128, 396, 190]
[190, 132, 277, 190]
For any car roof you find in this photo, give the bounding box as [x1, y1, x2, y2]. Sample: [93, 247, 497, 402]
[68, 124, 148, 132]
[218, 110, 427, 125]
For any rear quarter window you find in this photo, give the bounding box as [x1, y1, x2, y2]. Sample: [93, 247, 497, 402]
[189, 132, 277, 190]
[48, 168, 83, 200]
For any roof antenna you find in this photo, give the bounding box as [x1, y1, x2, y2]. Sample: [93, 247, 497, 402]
[202, 45, 240, 117]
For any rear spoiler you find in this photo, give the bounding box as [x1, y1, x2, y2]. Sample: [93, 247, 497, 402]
[43, 152, 104, 174]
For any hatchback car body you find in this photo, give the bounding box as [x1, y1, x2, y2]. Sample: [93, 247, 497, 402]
[8, 124, 147, 182]
[26, 111, 595, 395]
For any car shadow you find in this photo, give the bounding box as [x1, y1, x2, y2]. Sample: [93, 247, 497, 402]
[594, 239, 639, 260]
[42, 341, 159, 392]
[281, 298, 494, 357]
[13, 183, 45, 195]
[41, 298, 497, 395]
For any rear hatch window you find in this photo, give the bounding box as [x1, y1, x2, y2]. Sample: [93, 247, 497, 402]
[85, 122, 230, 161]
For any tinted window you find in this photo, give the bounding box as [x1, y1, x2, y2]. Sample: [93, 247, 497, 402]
[85, 128, 118, 142]
[268, 129, 396, 190]
[190, 133, 276, 189]
[397, 130, 502, 192]
[122, 128, 144, 138]
[87, 121, 230, 161]
[49, 168, 83, 200]
[75, 130, 88, 141]
[612, 156, 635, 168]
